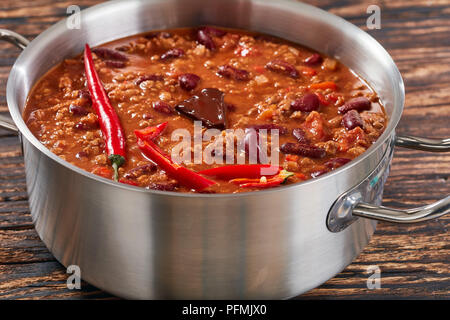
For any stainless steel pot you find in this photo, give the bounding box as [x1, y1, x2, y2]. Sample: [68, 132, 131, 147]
[0, 0, 448, 299]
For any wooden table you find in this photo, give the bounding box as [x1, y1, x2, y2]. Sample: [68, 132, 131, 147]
[0, 0, 448, 299]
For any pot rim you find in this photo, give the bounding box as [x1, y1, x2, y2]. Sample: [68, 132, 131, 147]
[6, 0, 404, 198]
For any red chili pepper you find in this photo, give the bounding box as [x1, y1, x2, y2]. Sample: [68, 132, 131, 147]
[199, 164, 281, 180]
[84, 44, 127, 181]
[136, 137, 215, 191]
[235, 170, 294, 189]
[119, 178, 139, 186]
[135, 122, 168, 142]
[295, 172, 308, 180]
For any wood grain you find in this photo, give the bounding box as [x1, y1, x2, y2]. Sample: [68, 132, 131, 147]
[0, 0, 448, 299]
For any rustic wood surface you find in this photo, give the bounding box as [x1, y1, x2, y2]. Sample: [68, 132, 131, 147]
[0, 0, 448, 300]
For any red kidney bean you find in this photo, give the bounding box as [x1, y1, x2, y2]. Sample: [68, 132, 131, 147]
[324, 157, 351, 170]
[69, 104, 88, 116]
[92, 47, 128, 61]
[197, 29, 216, 50]
[160, 48, 185, 60]
[338, 97, 371, 114]
[75, 151, 88, 159]
[135, 74, 164, 86]
[304, 53, 323, 65]
[201, 26, 227, 37]
[265, 60, 299, 79]
[292, 128, 309, 144]
[291, 93, 320, 112]
[217, 65, 250, 81]
[105, 60, 126, 68]
[160, 32, 172, 38]
[148, 182, 178, 191]
[280, 142, 326, 158]
[144, 32, 158, 39]
[247, 124, 288, 135]
[178, 73, 201, 91]
[342, 109, 364, 130]
[124, 163, 157, 179]
[153, 101, 173, 114]
[142, 113, 153, 120]
[74, 122, 88, 130]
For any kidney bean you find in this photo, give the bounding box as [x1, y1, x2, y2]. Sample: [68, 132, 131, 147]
[338, 97, 371, 114]
[280, 142, 326, 158]
[178, 73, 201, 91]
[217, 65, 250, 81]
[291, 93, 319, 112]
[91, 47, 128, 61]
[148, 182, 179, 191]
[197, 29, 216, 50]
[198, 189, 217, 194]
[160, 48, 185, 60]
[304, 53, 323, 65]
[79, 88, 91, 101]
[247, 124, 288, 135]
[69, 104, 88, 116]
[292, 128, 309, 144]
[160, 32, 172, 38]
[124, 163, 157, 179]
[75, 151, 88, 159]
[135, 74, 164, 86]
[324, 157, 351, 170]
[201, 26, 227, 37]
[342, 109, 364, 130]
[105, 60, 126, 68]
[153, 101, 173, 114]
[265, 60, 299, 79]
[225, 102, 236, 112]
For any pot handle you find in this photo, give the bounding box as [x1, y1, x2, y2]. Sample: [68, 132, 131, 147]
[327, 134, 449, 232]
[353, 135, 449, 222]
[0, 29, 29, 134]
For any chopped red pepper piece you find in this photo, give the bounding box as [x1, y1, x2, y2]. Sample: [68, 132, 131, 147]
[135, 121, 168, 142]
[136, 137, 215, 191]
[316, 92, 330, 106]
[119, 178, 139, 186]
[199, 164, 281, 180]
[309, 81, 337, 90]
